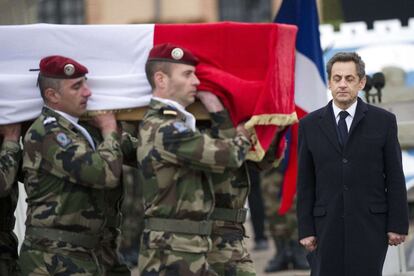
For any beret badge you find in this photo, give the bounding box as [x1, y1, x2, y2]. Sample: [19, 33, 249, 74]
[64, 64, 75, 76]
[171, 48, 184, 60]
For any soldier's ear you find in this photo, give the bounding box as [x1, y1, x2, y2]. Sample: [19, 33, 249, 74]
[44, 88, 61, 104]
[154, 71, 167, 89]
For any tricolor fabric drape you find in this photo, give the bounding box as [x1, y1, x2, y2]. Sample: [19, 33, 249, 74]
[0, 22, 297, 160]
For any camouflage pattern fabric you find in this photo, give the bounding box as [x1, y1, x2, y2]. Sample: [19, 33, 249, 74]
[117, 121, 143, 269]
[261, 169, 298, 240]
[19, 246, 100, 275]
[0, 140, 21, 195]
[137, 99, 250, 275]
[261, 167, 310, 271]
[118, 164, 143, 269]
[207, 221, 255, 276]
[20, 106, 123, 274]
[0, 140, 21, 276]
[82, 123, 131, 276]
[139, 246, 218, 276]
[200, 110, 255, 275]
[206, 112, 287, 276]
[100, 227, 131, 276]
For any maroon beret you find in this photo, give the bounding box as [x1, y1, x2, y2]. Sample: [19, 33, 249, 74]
[147, 43, 199, 66]
[39, 55, 88, 79]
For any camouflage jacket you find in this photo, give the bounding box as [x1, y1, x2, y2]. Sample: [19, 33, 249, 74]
[137, 99, 251, 222]
[208, 112, 283, 235]
[208, 111, 251, 210]
[210, 113, 283, 210]
[0, 140, 21, 257]
[22, 107, 123, 239]
[81, 122, 130, 269]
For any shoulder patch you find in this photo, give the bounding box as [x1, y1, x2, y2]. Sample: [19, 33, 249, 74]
[172, 121, 190, 133]
[163, 109, 178, 116]
[43, 117, 57, 125]
[55, 132, 72, 148]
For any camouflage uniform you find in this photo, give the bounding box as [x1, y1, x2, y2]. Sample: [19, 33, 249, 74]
[117, 122, 143, 270]
[20, 107, 123, 275]
[262, 167, 308, 272]
[83, 123, 132, 276]
[202, 111, 255, 276]
[137, 99, 250, 276]
[0, 139, 21, 276]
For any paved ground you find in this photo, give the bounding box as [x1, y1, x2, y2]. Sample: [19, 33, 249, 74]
[131, 219, 310, 276]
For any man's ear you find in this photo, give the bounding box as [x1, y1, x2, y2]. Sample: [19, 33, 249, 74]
[44, 88, 60, 104]
[359, 76, 367, 91]
[154, 71, 167, 89]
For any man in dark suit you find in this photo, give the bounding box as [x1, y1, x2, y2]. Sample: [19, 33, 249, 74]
[296, 52, 409, 276]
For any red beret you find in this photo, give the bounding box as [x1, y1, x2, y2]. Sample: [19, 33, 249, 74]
[147, 43, 199, 66]
[39, 55, 88, 79]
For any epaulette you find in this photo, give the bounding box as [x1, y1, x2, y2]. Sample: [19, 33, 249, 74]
[43, 117, 57, 125]
[43, 116, 60, 133]
[160, 108, 178, 117]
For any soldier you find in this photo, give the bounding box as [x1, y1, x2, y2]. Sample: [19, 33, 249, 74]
[0, 123, 22, 276]
[117, 121, 143, 270]
[81, 123, 132, 276]
[137, 43, 251, 275]
[205, 112, 286, 276]
[197, 92, 252, 275]
[20, 55, 123, 275]
[262, 167, 309, 272]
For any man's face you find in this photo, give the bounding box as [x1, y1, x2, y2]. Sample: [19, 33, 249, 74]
[329, 61, 366, 109]
[55, 77, 92, 117]
[164, 63, 200, 107]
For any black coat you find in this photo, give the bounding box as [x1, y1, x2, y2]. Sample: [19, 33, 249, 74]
[297, 98, 409, 276]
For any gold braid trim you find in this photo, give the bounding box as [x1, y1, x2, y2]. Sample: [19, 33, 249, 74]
[245, 112, 298, 161]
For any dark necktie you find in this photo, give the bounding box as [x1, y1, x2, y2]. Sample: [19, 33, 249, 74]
[338, 111, 349, 146]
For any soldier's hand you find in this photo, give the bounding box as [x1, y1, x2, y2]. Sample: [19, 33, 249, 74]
[0, 123, 22, 142]
[196, 91, 224, 113]
[387, 232, 406, 246]
[300, 236, 317, 252]
[236, 123, 250, 140]
[91, 113, 117, 135]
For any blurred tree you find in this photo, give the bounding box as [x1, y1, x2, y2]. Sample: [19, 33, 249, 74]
[321, 0, 344, 29]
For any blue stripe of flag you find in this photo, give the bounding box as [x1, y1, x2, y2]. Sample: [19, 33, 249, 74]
[275, 0, 326, 83]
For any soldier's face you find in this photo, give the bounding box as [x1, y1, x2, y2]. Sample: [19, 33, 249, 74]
[165, 63, 200, 107]
[56, 77, 92, 117]
[329, 61, 366, 109]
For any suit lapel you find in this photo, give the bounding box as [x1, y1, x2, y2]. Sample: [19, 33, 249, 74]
[348, 97, 368, 139]
[318, 101, 342, 154]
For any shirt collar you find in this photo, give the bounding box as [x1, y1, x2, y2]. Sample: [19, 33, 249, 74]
[45, 106, 79, 124]
[332, 100, 357, 119]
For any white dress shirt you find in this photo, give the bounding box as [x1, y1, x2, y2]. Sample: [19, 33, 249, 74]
[332, 100, 357, 131]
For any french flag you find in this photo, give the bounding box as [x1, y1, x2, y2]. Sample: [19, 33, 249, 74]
[274, 0, 327, 214]
[0, 22, 297, 160]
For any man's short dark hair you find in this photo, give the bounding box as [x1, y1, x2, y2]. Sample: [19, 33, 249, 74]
[145, 61, 172, 89]
[38, 74, 61, 101]
[326, 52, 365, 80]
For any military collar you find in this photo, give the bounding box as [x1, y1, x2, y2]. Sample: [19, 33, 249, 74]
[150, 98, 196, 131]
[42, 106, 76, 131]
[152, 96, 186, 112]
[42, 106, 96, 150]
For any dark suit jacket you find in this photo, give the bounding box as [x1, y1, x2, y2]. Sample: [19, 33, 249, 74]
[297, 98, 409, 276]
